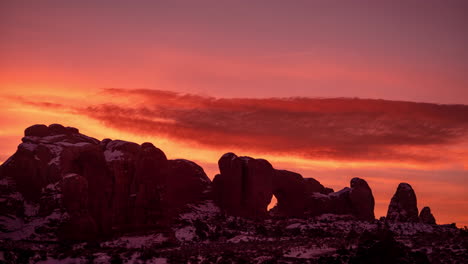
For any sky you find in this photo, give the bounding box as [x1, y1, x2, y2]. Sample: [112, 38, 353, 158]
[1, 1, 467, 226]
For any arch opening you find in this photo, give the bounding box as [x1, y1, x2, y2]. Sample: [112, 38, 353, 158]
[267, 194, 278, 211]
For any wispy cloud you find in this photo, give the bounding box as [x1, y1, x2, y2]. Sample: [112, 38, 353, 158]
[19, 88, 467, 164]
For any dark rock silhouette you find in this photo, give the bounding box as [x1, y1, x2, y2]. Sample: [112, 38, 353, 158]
[0, 124, 456, 263]
[213, 153, 375, 221]
[0, 124, 210, 240]
[1, 124, 442, 244]
[166, 159, 211, 213]
[304, 177, 374, 221]
[271, 170, 307, 217]
[213, 153, 274, 218]
[419, 206, 436, 224]
[349, 178, 375, 221]
[58, 173, 98, 241]
[386, 183, 419, 222]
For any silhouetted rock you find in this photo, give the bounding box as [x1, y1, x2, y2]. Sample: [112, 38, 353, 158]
[305, 178, 375, 221]
[166, 159, 211, 214]
[0, 124, 212, 240]
[419, 206, 436, 225]
[213, 153, 376, 220]
[214, 153, 273, 218]
[24, 124, 49, 137]
[271, 170, 307, 217]
[58, 173, 98, 241]
[304, 177, 331, 194]
[349, 178, 375, 221]
[386, 183, 419, 222]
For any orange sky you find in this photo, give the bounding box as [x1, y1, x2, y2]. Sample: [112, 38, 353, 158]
[1, 1, 468, 226]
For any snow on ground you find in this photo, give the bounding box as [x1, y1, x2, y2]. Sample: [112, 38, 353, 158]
[389, 222, 434, 235]
[329, 187, 350, 197]
[24, 201, 39, 217]
[179, 200, 220, 222]
[0, 210, 64, 240]
[36, 257, 86, 264]
[147, 258, 168, 264]
[57, 142, 91, 148]
[175, 226, 196, 242]
[0, 215, 24, 233]
[45, 144, 63, 166]
[101, 233, 167, 249]
[283, 246, 336, 258]
[227, 235, 259, 243]
[62, 173, 79, 179]
[104, 149, 125, 162]
[93, 253, 110, 264]
[19, 142, 37, 152]
[254, 256, 274, 264]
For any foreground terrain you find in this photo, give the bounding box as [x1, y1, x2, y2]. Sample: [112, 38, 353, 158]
[2, 201, 467, 263]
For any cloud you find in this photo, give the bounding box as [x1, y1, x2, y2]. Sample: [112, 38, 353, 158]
[11, 88, 468, 163]
[70, 88, 468, 163]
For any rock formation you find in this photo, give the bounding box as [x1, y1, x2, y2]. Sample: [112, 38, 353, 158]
[304, 177, 375, 221]
[349, 178, 375, 221]
[213, 153, 274, 218]
[271, 170, 307, 217]
[419, 206, 436, 225]
[213, 153, 375, 221]
[0, 124, 210, 241]
[2, 124, 441, 243]
[386, 183, 419, 222]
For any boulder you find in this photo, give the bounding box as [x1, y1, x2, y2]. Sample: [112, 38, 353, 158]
[419, 206, 436, 225]
[386, 183, 419, 222]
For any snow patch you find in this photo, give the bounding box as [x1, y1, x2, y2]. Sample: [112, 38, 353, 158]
[101, 233, 167, 249]
[36, 257, 86, 264]
[63, 173, 79, 179]
[24, 201, 39, 217]
[93, 253, 110, 264]
[227, 235, 258, 243]
[179, 200, 220, 221]
[147, 258, 168, 264]
[284, 246, 336, 258]
[175, 226, 196, 242]
[0, 210, 64, 240]
[19, 142, 37, 152]
[286, 223, 303, 229]
[329, 187, 350, 197]
[44, 144, 63, 166]
[104, 149, 125, 162]
[57, 142, 91, 147]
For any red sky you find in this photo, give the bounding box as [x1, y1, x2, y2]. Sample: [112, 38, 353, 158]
[1, 1, 467, 226]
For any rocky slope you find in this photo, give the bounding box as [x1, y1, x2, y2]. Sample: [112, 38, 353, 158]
[0, 124, 466, 263]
